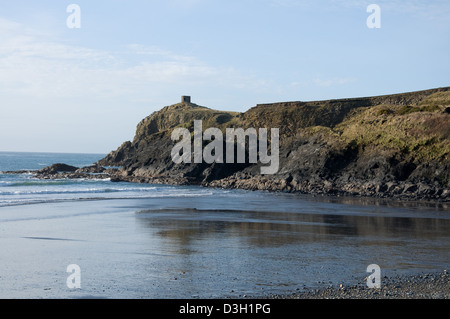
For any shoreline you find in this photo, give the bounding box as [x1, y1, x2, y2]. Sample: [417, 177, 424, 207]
[2, 166, 450, 204]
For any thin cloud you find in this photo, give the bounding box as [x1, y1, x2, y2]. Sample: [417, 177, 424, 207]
[167, 0, 207, 10]
[312, 77, 356, 87]
[290, 76, 357, 88]
[0, 18, 271, 100]
[270, 0, 450, 21]
[330, 0, 450, 20]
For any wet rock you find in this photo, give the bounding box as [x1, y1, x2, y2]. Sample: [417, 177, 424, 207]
[37, 163, 78, 175]
[75, 165, 105, 174]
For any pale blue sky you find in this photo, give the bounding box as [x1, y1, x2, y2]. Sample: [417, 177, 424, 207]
[0, 0, 449, 153]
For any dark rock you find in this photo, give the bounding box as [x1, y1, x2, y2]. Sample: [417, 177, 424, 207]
[37, 163, 78, 175]
[75, 165, 105, 174]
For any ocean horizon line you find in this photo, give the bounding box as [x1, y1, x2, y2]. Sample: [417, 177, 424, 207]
[0, 150, 107, 156]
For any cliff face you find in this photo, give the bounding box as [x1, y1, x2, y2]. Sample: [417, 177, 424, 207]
[98, 87, 450, 200]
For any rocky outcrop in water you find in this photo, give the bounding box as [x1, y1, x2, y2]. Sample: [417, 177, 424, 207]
[36, 163, 78, 175]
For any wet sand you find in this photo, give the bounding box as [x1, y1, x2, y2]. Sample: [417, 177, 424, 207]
[0, 192, 448, 299]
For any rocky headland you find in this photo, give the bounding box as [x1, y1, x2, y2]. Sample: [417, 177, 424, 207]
[16, 87, 450, 202]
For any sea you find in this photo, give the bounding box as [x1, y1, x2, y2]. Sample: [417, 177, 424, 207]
[0, 152, 212, 207]
[0, 151, 449, 299]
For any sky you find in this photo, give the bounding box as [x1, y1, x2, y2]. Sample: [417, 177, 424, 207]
[0, 0, 449, 154]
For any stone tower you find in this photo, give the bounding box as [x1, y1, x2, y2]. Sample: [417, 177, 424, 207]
[181, 96, 191, 103]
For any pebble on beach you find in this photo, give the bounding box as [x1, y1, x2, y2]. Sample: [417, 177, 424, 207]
[259, 271, 449, 299]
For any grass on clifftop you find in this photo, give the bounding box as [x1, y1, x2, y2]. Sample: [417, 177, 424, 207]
[335, 91, 450, 162]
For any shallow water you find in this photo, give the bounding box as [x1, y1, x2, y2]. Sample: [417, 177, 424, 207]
[0, 189, 448, 299]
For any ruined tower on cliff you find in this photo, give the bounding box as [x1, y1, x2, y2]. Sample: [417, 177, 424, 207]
[181, 96, 191, 103]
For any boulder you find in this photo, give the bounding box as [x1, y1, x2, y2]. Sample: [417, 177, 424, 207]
[37, 163, 78, 175]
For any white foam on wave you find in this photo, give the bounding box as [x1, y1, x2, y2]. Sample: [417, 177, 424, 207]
[0, 181, 215, 207]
